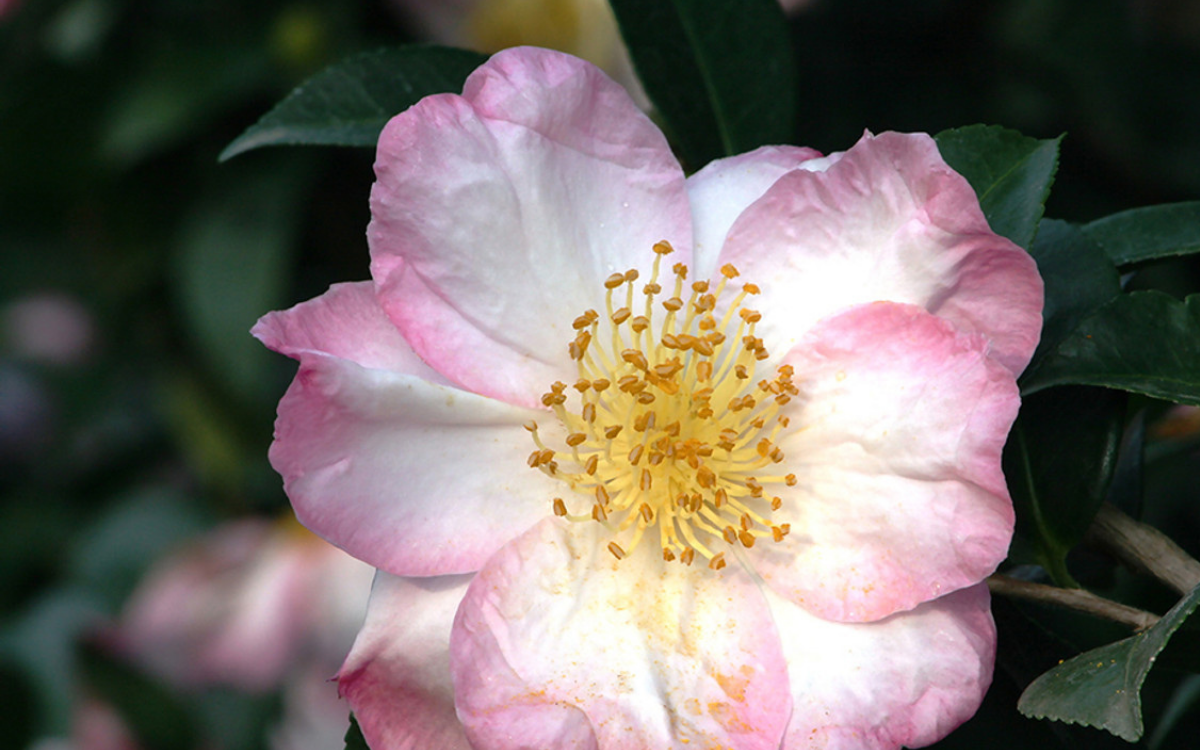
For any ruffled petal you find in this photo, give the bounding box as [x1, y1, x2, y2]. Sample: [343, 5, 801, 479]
[719, 131, 1043, 375]
[769, 584, 995, 749]
[748, 302, 1017, 621]
[686, 145, 821, 280]
[369, 46, 692, 407]
[253, 282, 449, 384]
[258, 286, 560, 576]
[338, 572, 473, 750]
[451, 519, 791, 750]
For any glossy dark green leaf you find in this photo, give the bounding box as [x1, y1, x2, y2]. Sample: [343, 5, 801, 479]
[1003, 387, 1125, 584]
[1024, 219, 1122, 376]
[1023, 292, 1200, 405]
[935, 125, 1061, 249]
[1082, 202, 1200, 267]
[1018, 584, 1200, 741]
[220, 45, 487, 161]
[346, 714, 369, 750]
[610, 0, 795, 169]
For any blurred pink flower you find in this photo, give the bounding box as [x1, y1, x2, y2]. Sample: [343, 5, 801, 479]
[3, 292, 97, 367]
[257, 48, 1041, 749]
[109, 517, 373, 693]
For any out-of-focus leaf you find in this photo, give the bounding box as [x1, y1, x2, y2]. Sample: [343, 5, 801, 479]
[0, 588, 106, 734]
[0, 658, 35, 750]
[610, 0, 795, 169]
[1022, 292, 1200, 405]
[1023, 219, 1121, 376]
[1003, 387, 1125, 585]
[173, 156, 310, 404]
[79, 646, 198, 750]
[1082, 202, 1200, 268]
[102, 44, 270, 165]
[935, 125, 1060, 249]
[67, 485, 209, 606]
[1018, 583, 1200, 741]
[346, 714, 369, 750]
[1147, 674, 1200, 750]
[220, 45, 486, 161]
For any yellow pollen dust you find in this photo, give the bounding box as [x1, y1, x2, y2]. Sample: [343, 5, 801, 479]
[527, 240, 797, 568]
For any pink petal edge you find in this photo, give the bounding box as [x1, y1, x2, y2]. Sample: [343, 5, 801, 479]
[338, 572, 473, 750]
[368, 47, 693, 408]
[718, 130, 1043, 375]
[748, 301, 1018, 622]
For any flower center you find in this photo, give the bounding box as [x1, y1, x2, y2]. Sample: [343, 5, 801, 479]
[527, 241, 797, 570]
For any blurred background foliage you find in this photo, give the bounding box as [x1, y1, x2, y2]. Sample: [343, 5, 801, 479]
[2, 0, 1200, 748]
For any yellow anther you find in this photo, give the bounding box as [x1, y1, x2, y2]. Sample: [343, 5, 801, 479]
[653, 240, 674, 255]
[621, 349, 649, 370]
[529, 242, 799, 570]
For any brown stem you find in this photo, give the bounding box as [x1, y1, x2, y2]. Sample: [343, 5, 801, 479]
[1085, 502, 1200, 595]
[987, 574, 1160, 631]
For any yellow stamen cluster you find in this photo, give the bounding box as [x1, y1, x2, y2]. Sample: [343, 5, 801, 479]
[527, 240, 798, 569]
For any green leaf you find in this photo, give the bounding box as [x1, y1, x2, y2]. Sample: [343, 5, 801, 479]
[1003, 386, 1125, 584]
[1082, 202, 1200, 267]
[1024, 219, 1122, 375]
[934, 125, 1061, 249]
[346, 714, 369, 750]
[610, 0, 795, 169]
[1018, 583, 1200, 741]
[1022, 291, 1200, 405]
[220, 45, 487, 161]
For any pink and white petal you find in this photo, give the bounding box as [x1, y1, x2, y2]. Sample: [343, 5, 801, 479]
[451, 519, 791, 750]
[369, 47, 692, 407]
[253, 282, 449, 385]
[719, 130, 1043, 375]
[748, 302, 1017, 622]
[269, 346, 561, 577]
[686, 145, 821, 280]
[769, 584, 995, 749]
[338, 572, 473, 750]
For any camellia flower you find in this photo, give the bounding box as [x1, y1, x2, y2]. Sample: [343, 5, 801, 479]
[255, 47, 1042, 749]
